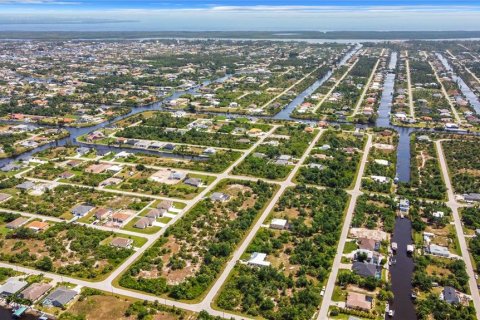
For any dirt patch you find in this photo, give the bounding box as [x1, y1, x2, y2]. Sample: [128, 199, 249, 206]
[68, 295, 134, 320]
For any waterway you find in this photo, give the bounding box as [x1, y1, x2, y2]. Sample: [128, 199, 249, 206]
[0, 45, 420, 320]
[0, 307, 41, 320]
[375, 51, 416, 319]
[274, 44, 361, 120]
[389, 218, 417, 320]
[436, 52, 480, 114]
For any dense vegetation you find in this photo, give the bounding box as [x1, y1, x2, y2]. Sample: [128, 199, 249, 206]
[216, 186, 349, 319]
[398, 136, 446, 200]
[443, 139, 480, 193]
[297, 130, 365, 188]
[0, 223, 133, 279]
[120, 180, 276, 300]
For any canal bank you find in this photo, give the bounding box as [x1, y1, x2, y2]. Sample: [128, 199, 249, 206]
[376, 51, 416, 319]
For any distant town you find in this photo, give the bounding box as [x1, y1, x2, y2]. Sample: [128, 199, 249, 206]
[0, 38, 479, 320]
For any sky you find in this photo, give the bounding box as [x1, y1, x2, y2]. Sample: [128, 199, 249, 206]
[0, 0, 480, 31]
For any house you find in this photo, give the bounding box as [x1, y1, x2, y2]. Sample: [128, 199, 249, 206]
[1, 163, 23, 172]
[99, 177, 122, 187]
[16, 181, 35, 190]
[85, 163, 111, 174]
[184, 178, 202, 187]
[146, 208, 164, 219]
[94, 208, 113, 220]
[432, 211, 445, 219]
[65, 160, 82, 168]
[358, 237, 380, 252]
[76, 147, 90, 156]
[346, 292, 373, 311]
[26, 221, 49, 232]
[6, 217, 28, 229]
[71, 204, 95, 217]
[464, 193, 480, 203]
[270, 218, 288, 230]
[111, 212, 131, 225]
[20, 283, 52, 301]
[352, 261, 380, 279]
[203, 147, 216, 155]
[247, 252, 271, 267]
[169, 171, 187, 181]
[163, 143, 175, 151]
[134, 217, 154, 229]
[0, 278, 28, 296]
[427, 244, 450, 258]
[210, 192, 230, 202]
[157, 200, 173, 211]
[442, 286, 460, 304]
[43, 287, 77, 307]
[371, 175, 389, 184]
[106, 165, 123, 173]
[58, 171, 75, 179]
[110, 237, 133, 249]
[417, 135, 431, 142]
[374, 159, 389, 166]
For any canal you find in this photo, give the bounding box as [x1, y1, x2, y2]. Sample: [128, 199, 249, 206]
[376, 51, 416, 319]
[436, 52, 480, 113]
[0, 44, 418, 320]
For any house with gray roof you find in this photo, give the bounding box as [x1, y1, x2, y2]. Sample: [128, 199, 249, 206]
[352, 262, 381, 279]
[210, 192, 230, 202]
[43, 287, 77, 307]
[71, 204, 95, 217]
[0, 278, 28, 296]
[16, 181, 35, 190]
[442, 286, 460, 304]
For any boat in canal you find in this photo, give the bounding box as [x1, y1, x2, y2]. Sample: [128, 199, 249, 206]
[391, 242, 398, 251]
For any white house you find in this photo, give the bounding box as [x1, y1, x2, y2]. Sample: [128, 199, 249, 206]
[247, 252, 271, 267]
[270, 218, 287, 230]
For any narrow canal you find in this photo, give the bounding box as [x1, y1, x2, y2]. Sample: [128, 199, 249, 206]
[274, 44, 361, 120]
[0, 44, 418, 320]
[436, 52, 480, 113]
[377, 51, 417, 320]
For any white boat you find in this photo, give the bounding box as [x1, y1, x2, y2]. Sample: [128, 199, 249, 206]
[391, 242, 398, 251]
[389, 309, 395, 317]
[407, 244, 414, 254]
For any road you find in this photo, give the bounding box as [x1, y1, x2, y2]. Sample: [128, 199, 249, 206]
[0, 125, 282, 320]
[424, 52, 462, 123]
[352, 49, 385, 116]
[446, 49, 480, 86]
[435, 140, 480, 319]
[260, 63, 325, 111]
[405, 50, 415, 118]
[200, 129, 325, 308]
[312, 59, 359, 113]
[316, 133, 372, 320]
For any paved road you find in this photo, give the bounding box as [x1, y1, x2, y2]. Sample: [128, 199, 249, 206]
[312, 58, 359, 113]
[317, 133, 372, 320]
[446, 49, 480, 86]
[405, 50, 415, 118]
[0, 125, 281, 320]
[435, 140, 480, 319]
[352, 49, 385, 116]
[424, 52, 461, 123]
[261, 64, 325, 111]
[200, 129, 325, 308]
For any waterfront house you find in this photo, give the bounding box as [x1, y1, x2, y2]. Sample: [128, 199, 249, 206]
[346, 292, 373, 311]
[20, 283, 52, 301]
[0, 278, 28, 296]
